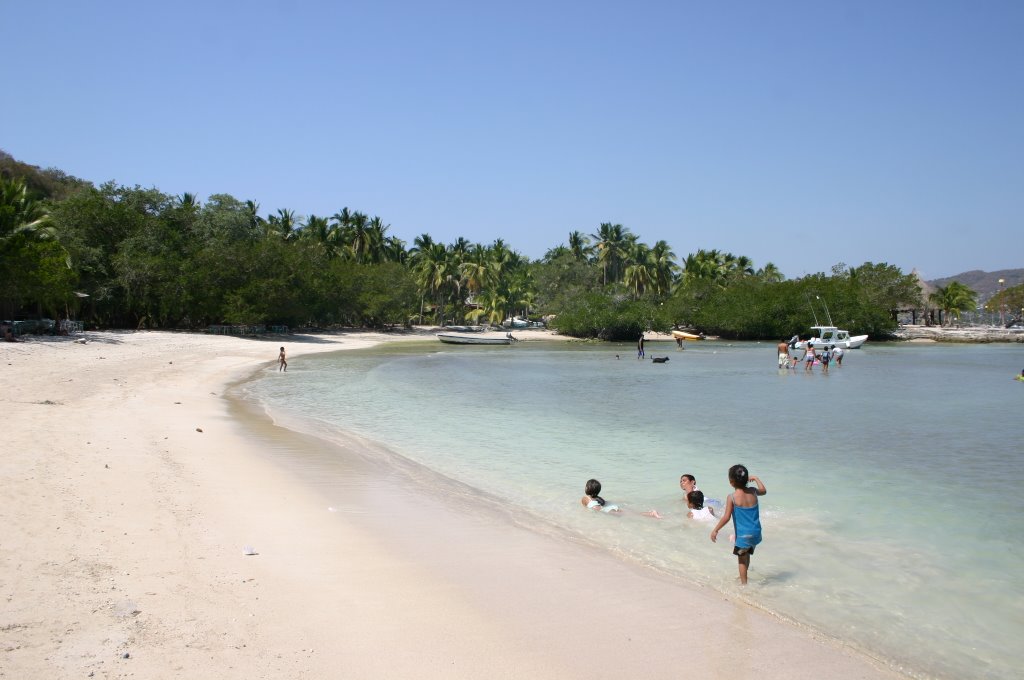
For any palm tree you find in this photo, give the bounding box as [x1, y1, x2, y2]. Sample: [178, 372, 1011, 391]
[346, 211, 371, 262]
[568, 230, 592, 261]
[0, 177, 55, 249]
[591, 222, 628, 285]
[682, 249, 756, 288]
[383, 236, 407, 264]
[623, 242, 653, 299]
[408, 234, 436, 322]
[544, 245, 570, 260]
[757, 262, 784, 283]
[449, 237, 471, 258]
[177, 192, 201, 212]
[244, 200, 265, 236]
[732, 255, 755, 278]
[929, 282, 977, 326]
[465, 288, 507, 327]
[299, 215, 343, 260]
[648, 240, 679, 296]
[0, 177, 68, 316]
[411, 242, 458, 324]
[460, 243, 496, 297]
[265, 209, 298, 241]
[682, 249, 725, 285]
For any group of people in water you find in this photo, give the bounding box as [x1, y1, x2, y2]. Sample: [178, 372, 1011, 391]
[582, 465, 767, 585]
[777, 337, 844, 372]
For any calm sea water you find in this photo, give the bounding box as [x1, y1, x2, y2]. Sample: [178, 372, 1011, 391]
[240, 339, 1024, 680]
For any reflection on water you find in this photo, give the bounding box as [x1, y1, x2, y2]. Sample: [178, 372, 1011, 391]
[241, 339, 1024, 680]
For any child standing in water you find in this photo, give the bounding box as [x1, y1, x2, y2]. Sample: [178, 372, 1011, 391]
[278, 346, 288, 372]
[710, 464, 766, 585]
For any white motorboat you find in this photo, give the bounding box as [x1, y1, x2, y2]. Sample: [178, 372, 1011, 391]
[788, 326, 868, 357]
[437, 333, 514, 345]
[440, 325, 484, 332]
[788, 296, 868, 357]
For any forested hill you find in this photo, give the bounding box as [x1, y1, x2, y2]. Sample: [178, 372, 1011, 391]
[0, 150, 90, 200]
[929, 270, 1024, 302]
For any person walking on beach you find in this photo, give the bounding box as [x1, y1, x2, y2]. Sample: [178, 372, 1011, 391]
[710, 464, 766, 585]
[777, 339, 790, 368]
[278, 346, 288, 372]
[637, 333, 645, 359]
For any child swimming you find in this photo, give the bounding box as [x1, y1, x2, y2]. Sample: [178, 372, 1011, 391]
[686, 490, 716, 521]
[581, 479, 662, 518]
[710, 464, 766, 585]
[582, 478, 620, 513]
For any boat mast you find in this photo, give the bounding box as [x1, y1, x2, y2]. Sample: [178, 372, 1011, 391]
[806, 295, 821, 326]
[815, 295, 835, 326]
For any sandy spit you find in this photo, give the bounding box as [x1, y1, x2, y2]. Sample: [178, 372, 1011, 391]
[1, 329, 906, 679]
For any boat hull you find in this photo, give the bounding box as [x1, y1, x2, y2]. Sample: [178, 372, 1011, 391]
[436, 333, 512, 345]
[791, 326, 868, 351]
[791, 335, 867, 351]
[671, 330, 703, 341]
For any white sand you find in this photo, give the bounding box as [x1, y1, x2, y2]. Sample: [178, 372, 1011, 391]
[1, 330, 906, 679]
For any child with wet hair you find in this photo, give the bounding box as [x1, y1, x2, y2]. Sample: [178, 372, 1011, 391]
[581, 479, 661, 518]
[582, 478, 620, 513]
[686, 490, 716, 521]
[710, 464, 766, 584]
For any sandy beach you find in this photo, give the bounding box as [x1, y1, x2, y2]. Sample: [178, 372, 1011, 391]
[2, 330, 907, 679]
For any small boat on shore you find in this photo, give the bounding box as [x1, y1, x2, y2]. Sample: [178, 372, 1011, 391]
[437, 333, 514, 345]
[672, 330, 704, 341]
[441, 325, 484, 333]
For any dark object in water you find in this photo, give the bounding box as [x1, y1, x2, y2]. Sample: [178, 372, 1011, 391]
[652, 356, 670, 364]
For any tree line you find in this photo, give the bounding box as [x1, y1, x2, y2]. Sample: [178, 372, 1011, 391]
[2, 151, 936, 340]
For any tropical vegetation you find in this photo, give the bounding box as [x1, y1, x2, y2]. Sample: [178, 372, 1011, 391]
[1, 150, 929, 339]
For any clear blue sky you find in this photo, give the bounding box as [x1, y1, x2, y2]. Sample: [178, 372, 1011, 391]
[3, 0, 1022, 279]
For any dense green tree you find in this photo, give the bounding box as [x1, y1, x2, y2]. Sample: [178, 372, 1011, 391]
[550, 291, 669, 340]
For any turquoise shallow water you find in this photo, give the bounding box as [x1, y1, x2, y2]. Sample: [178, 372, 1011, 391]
[241, 339, 1024, 680]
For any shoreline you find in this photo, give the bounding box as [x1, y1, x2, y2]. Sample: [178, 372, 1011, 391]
[2, 330, 908, 679]
[890, 324, 1024, 343]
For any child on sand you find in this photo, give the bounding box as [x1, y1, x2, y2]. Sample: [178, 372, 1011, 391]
[686, 490, 716, 521]
[278, 346, 287, 372]
[581, 479, 661, 518]
[710, 465, 766, 585]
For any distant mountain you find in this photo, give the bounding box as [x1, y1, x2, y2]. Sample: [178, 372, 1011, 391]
[928, 269, 1024, 302]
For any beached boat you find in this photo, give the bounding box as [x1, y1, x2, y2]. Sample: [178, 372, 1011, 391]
[789, 326, 868, 355]
[436, 333, 514, 345]
[440, 325, 484, 333]
[671, 330, 704, 341]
